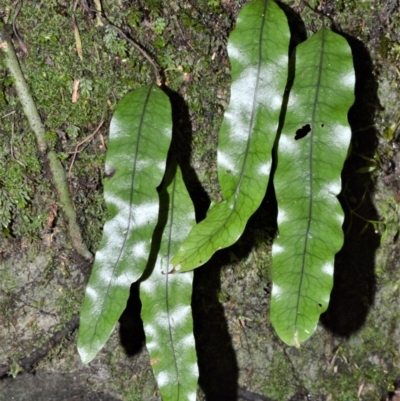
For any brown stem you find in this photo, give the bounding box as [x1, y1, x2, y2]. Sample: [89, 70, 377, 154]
[0, 316, 79, 378]
[99, 15, 163, 85]
[0, 21, 92, 261]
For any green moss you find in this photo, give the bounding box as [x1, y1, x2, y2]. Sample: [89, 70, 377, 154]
[257, 352, 297, 399]
[1, 0, 155, 245]
[55, 288, 82, 323]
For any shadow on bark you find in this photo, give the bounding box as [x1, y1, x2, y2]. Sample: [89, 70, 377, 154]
[119, 283, 145, 356]
[321, 31, 380, 336]
[192, 259, 238, 401]
[118, 88, 240, 398]
[168, 87, 240, 400]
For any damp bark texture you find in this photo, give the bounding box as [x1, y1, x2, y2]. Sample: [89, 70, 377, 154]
[0, 21, 92, 261]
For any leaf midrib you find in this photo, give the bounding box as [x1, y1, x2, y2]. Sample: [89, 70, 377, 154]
[203, 0, 270, 247]
[90, 84, 154, 346]
[294, 25, 326, 331]
[165, 173, 182, 397]
[178, 1, 270, 267]
[234, 0, 268, 196]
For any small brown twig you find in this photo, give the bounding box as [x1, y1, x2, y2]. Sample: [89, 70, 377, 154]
[1, 110, 16, 119]
[170, 14, 197, 54]
[99, 15, 163, 85]
[0, 315, 79, 378]
[72, 0, 84, 61]
[301, 0, 337, 28]
[68, 119, 105, 176]
[12, 0, 29, 55]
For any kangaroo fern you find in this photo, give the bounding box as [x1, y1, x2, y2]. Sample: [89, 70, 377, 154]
[140, 164, 198, 401]
[171, 0, 290, 272]
[78, 1, 355, 399]
[78, 84, 172, 363]
[270, 25, 355, 347]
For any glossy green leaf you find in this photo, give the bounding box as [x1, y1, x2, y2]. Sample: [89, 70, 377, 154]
[271, 26, 355, 347]
[140, 164, 198, 401]
[78, 84, 172, 364]
[171, 0, 290, 272]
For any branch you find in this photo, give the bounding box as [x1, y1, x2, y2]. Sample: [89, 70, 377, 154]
[0, 21, 92, 261]
[0, 23, 46, 152]
[0, 316, 79, 378]
[99, 15, 163, 85]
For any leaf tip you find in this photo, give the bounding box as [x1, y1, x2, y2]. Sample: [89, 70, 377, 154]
[77, 345, 96, 365]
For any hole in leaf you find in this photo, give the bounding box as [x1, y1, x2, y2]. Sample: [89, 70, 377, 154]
[321, 123, 325, 127]
[318, 303, 322, 307]
[295, 124, 311, 140]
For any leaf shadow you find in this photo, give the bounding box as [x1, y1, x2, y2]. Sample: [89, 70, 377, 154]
[158, 11, 306, 398]
[118, 87, 240, 398]
[163, 87, 211, 222]
[320, 31, 380, 336]
[165, 87, 239, 401]
[118, 282, 145, 356]
[118, 156, 179, 357]
[189, 167, 280, 401]
[191, 258, 238, 401]
[119, 156, 181, 356]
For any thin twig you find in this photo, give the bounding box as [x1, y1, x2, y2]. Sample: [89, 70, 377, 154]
[68, 119, 105, 175]
[301, 0, 336, 28]
[72, 0, 83, 61]
[12, 0, 28, 55]
[0, 316, 79, 378]
[170, 14, 197, 54]
[93, 0, 104, 27]
[99, 15, 163, 85]
[0, 22, 47, 153]
[1, 110, 16, 118]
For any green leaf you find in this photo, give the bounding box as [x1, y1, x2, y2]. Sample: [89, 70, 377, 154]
[171, 0, 290, 272]
[77, 84, 172, 364]
[140, 164, 198, 401]
[271, 26, 355, 347]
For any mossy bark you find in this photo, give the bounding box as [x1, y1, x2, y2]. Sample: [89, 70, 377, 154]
[0, 21, 92, 261]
